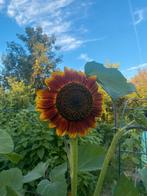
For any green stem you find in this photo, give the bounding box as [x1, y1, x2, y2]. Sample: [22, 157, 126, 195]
[93, 121, 135, 196]
[70, 138, 78, 196]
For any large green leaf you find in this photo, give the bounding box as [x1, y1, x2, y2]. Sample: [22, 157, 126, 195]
[78, 143, 105, 172]
[0, 130, 14, 154]
[0, 168, 23, 196]
[51, 163, 67, 181]
[139, 167, 147, 191]
[85, 61, 136, 100]
[37, 179, 66, 196]
[113, 175, 139, 196]
[23, 161, 49, 183]
[37, 164, 67, 196]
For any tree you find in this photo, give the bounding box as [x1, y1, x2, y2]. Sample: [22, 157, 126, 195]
[1, 27, 61, 86]
[131, 68, 147, 98]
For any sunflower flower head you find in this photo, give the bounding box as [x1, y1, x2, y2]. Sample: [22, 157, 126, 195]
[36, 68, 103, 138]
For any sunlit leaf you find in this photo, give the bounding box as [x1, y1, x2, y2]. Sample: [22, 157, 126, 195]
[4, 152, 22, 164]
[85, 61, 136, 100]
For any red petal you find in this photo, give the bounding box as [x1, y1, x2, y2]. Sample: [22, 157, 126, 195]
[36, 89, 50, 98]
[36, 99, 55, 109]
[40, 107, 57, 121]
[51, 115, 68, 132]
[48, 75, 67, 91]
[86, 76, 97, 89]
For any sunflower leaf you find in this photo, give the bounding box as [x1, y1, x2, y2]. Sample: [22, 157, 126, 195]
[0, 168, 23, 196]
[78, 143, 105, 172]
[37, 163, 67, 196]
[84, 61, 136, 100]
[23, 161, 49, 183]
[50, 163, 67, 181]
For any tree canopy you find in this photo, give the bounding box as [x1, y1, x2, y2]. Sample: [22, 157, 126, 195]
[131, 68, 147, 98]
[1, 27, 61, 87]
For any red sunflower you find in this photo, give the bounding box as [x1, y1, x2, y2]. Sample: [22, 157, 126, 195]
[36, 68, 103, 138]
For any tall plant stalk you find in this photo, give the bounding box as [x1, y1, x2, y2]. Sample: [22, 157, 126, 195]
[93, 121, 134, 196]
[70, 138, 78, 196]
[112, 101, 121, 176]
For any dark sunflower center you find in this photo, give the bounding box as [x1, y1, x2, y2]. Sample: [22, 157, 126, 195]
[56, 82, 93, 121]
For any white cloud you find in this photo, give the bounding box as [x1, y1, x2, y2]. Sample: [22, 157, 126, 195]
[127, 63, 147, 71]
[57, 35, 83, 51]
[0, 0, 4, 4]
[5, 0, 105, 51]
[7, 0, 74, 25]
[0, 0, 4, 9]
[78, 53, 93, 62]
[82, 37, 106, 44]
[134, 9, 144, 25]
[57, 36, 106, 51]
[6, 0, 77, 51]
[134, 8, 147, 25]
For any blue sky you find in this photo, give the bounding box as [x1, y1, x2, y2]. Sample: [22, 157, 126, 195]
[0, 0, 147, 78]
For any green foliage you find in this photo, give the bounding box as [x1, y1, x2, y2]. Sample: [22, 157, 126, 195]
[0, 130, 14, 154]
[0, 107, 67, 194]
[0, 77, 33, 111]
[23, 161, 49, 183]
[0, 162, 67, 196]
[120, 131, 142, 169]
[2, 109, 66, 172]
[113, 175, 139, 196]
[37, 164, 67, 196]
[3, 152, 22, 164]
[78, 172, 97, 196]
[139, 167, 147, 191]
[78, 143, 105, 172]
[1, 26, 61, 85]
[0, 168, 23, 196]
[76, 143, 106, 196]
[129, 109, 147, 128]
[0, 83, 66, 174]
[2, 41, 29, 83]
[95, 122, 114, 147]
[79, 128, 103, 145]
[85, 61, 136, 100]
[119, 108, 147, 172]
